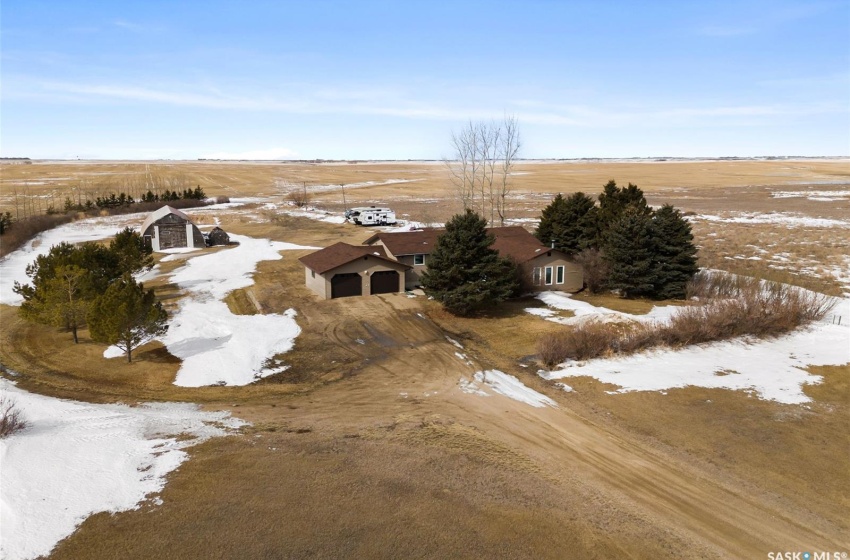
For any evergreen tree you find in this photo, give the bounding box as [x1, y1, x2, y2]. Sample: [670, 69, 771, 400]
[20, 265, 90, 343]
[596, 180, 650, 243]
[0, 212, 13, 234]
[535, 193, 568, 249]
[535, 192, 598, 254]
[602, 205, 658, 298]
[88, 276, 168, 362]
[110, 227, 153, 275]
[650, 204, 698, 299]
[421, 210, 519, 316]
[14, 242, 120, 303]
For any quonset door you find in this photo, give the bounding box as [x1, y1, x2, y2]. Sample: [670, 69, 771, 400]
[370, 270, 399, 294]
[158, 223, 187, 249]
[331, 273, 362, 298]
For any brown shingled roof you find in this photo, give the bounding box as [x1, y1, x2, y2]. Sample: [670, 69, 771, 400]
[364, 226, 564, 264]
[362, 228, 443, 257]
[298, 242, 409, 275]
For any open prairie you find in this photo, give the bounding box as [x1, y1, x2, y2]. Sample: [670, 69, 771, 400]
[1, 158, 849, 559]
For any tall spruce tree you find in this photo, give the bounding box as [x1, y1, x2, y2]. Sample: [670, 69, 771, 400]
[110, 227, 153, 275]
[602, 205, 658, 298]
[421, 210, 518, 316]
[534, 193, 567, 249]
[535, 192, 598, 254]
[650, 204, 698, 299]
[596, 180, 650, 243]
[88, 275, 168, 362]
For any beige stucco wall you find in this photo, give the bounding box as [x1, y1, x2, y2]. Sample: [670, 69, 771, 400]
[305, 255, 409, 299]
[524, 252, 583, 292]
[394, 254, 429, 288]
[304, 267, 327, 298]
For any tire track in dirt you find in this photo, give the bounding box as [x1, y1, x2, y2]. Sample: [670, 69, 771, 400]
[297, 294, 847, 558]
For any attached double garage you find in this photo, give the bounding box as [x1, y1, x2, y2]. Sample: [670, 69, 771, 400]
[299, 243, 410, 300]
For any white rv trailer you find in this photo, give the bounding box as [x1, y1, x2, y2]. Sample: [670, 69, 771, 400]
[345, 206, 397, 226]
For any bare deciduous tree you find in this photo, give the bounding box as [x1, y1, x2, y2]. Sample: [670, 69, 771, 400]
[496, 115, 521, 226]
[445, 116, 521, 226]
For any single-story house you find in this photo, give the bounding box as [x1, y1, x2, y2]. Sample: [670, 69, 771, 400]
[140, 205, 205, 252]
[299, 242, 411, 299]
[363, 226, 583, 292]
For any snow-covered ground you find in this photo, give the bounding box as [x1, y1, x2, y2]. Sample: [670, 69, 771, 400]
[460, 370, 557, 408]
[0, 200, 261, 306]
[528, 291, 679, 326]
[538, 297, 850, 404]
[770, 189, 850, 201]
[105, 233, 318, 387]
[0, 206, 317, 387]
[0, 378, 245, 560]
[690, 212, 850, 228]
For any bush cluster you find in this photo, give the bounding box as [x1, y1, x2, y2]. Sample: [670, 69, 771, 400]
[538, 272, 836, 367]
[0, 397, 28, 438]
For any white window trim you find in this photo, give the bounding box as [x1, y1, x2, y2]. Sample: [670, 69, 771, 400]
[545, 266, 553, 286]
[556, 265, 565, 285]
[414, 254, 425, 265]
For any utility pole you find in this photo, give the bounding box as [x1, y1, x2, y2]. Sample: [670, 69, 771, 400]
[340, 183, 347, 211]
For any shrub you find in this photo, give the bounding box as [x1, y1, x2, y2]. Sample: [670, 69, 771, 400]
[574, 248, 610, 293]
[0, 396, 28, 438]
[538, 275, 837, 367]
[538, 320, 619, 366]
[215, 195, 231, 204]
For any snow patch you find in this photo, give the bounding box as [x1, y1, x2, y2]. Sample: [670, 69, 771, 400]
[474, 370, 557, 408]
[541, 304, 850, 404]
[0, 378, 244, 560]
[459, 377, 489, 396]
[532, 291, 679, 325]
[103, 235, 317, 387]
[445, 336, 464, 349]
[691, 212, 850, 229]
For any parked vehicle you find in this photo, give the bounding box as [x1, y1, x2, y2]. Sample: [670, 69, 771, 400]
[345, 206, 397, 226]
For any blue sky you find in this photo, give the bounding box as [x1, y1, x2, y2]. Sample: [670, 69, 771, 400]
[2, 0, 848, 159]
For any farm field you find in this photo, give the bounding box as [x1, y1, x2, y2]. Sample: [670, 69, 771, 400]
[1, 158, 849, 559]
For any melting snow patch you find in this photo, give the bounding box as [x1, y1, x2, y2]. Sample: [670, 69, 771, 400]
[474, 370, 557, 408]
[103, 235, 317, 387]
[459, 377, 489, 396]
[691, 212, 850, 229]
[455, 352, 474, 365]
[279, 207, 346, 224]
[541, 309, 850, 404]
[555, 382, 574, 393]
[445, 336, 464, 349]
[532, 291, 678, 325]
[0, 378, 245, 560]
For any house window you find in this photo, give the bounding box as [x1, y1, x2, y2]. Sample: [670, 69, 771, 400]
[532, 267, 542, 286]
[414, 254, 425, 265]
[556, 266, 565, 284]
[545, 266, 553, 285]
[311, 270, 315, 278]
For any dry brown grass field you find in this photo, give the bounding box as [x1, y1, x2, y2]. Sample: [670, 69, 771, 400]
[1, 159, 849, 559]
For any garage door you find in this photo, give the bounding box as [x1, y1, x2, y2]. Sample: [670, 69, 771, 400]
[370, 270, 399, 295]
[331, 272, 362, 299]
